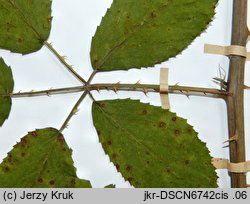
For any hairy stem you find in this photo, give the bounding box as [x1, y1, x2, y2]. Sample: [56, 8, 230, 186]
[226, 0, 248, 188]
[59, 91, 88, 132]
[44, 41, 87, 84]
[10, 86, 85, 98]
[8, 84, 229, 99]
[89, 83, 229, 99]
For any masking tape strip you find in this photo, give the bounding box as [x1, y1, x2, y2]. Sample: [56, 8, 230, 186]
[204, 44, 250, 60]
[212, 158, 250, 173]
[160, 68, 170, 110]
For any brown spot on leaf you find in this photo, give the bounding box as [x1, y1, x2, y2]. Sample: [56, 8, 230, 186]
[21, 152, 26, 157]
[57, 136, 65, 145]
[62, 148, 67, 152]
[142, 109, 147, 115]
[38, 178, 43, 183]
[187, 128, 193, 134]
[93, 59, 99, 68]
[71, 179, 76, 185]
[31, 131, 38, 137]
[5, 22, 14, 31]
[100, 103, 106, 108]
[107, 140, 112, 146]
[3, 166, 10, 173]
[21, 138, 28, 147]
[97, 130, 101, 135]
[174, 129, 180, 136]
[17, 38, 23, 43]
[150, 11, 157, 18]
[172, 117, 177, 122]
[146, 161, 150, 164]
[158, 122, 166, 128]
[185, 160, 190, 165]
[7, 156, 12, 163]
[7, 154, 12, 163]
[49, 180, 55, 185]
[126, 165, 132, 172]
[165, 169, 171, 174]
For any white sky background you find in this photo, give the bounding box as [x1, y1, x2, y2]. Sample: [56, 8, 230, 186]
[0, 0, 249, 188]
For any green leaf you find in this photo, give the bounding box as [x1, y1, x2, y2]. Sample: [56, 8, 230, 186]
[92, 99, 217, 187]
[0, 58, 14, 126]
[0, 0, 52, 54]
[104, 184, 116, 188]
[0, 128, 91, 188]
[91, 0, 218, 71]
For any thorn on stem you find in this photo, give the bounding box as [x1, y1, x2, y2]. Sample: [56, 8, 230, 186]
[72, 108, 79, 115]
[46, 91, 51, 97]
[222, 144, 230, 148]
[143, 87, 148, 95]
[113, 87, 118, 93]
[223, 135, 238, 144]
[213, 65, 227, 91]
[135, 80, 141, 85]
[185, 91, 190, 99]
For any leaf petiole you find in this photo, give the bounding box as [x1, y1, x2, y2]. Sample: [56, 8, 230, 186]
[59, 91, 88, 132]
[44, 41, 87, 84]
[7, 84, 229, 99]
[9, 86, 85, 98]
